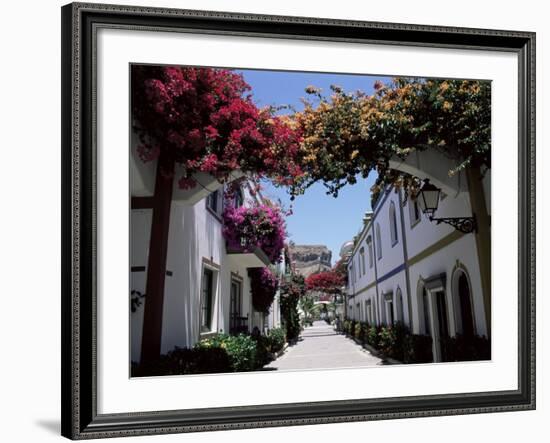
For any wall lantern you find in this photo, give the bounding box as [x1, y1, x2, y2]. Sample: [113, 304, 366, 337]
[418, 179, 477, 234]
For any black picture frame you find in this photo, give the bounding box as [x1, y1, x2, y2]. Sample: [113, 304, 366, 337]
[61, 2, 536, 439]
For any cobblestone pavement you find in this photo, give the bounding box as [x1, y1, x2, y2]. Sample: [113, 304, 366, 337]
[264, 320, 384, 371]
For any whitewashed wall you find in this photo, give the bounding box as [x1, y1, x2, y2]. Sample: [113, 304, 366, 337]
[130, 209, 152, 363]
[131, 178, 282, 362]
[346, 175, 488, 357]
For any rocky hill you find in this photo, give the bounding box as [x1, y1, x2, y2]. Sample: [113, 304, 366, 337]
[289, 244, 332, 278]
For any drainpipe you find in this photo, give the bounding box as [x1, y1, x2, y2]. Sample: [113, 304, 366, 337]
[369, 213, 381, 326]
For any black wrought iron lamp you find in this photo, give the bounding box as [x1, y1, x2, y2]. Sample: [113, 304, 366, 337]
[418, 179, 477, 234]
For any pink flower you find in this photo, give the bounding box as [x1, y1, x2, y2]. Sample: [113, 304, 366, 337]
[200, 154, 219, 173]
[178, 176, 197, 189]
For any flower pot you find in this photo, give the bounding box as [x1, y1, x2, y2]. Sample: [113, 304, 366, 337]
[226, 246, 271, 268]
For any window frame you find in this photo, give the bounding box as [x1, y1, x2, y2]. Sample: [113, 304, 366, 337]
[200, 267, 215, 333]
[366, 236, 374, 269]
[375, 223, 382, 260]
[206, 189, 223, 220]
[389, 201, 399, 247]
[409, 197, 421, 229]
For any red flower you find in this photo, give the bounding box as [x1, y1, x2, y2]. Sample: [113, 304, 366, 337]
[132, 65, 304, 190]
[178, 176, 197, 189]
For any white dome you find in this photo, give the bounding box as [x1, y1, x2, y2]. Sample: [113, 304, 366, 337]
[339, 241, 354, 258]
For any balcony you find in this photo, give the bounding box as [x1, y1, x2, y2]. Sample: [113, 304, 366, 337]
[229, 315, 249, 335]
[226, 245, 271, 269]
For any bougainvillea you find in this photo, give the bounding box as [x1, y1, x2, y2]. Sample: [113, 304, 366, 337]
[131, 65, 304, 189]
[291, 78, 490, 199]
[222, 203, 286, 264]
[249, 267, 279, 313]
[133, 66, 489, 201]
[305, 270, 345, 294]
[279, 273, 305, 341]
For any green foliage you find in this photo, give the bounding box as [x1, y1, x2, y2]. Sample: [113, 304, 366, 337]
[280, 274, 305, 341]
[267, 327, 287, 353]
[131, 328, 292, 377]
[252, 334, 273, 367]
[440, 334, 491, 362]
[354, 322, 363, 340]
[378, 326, 397, 355]
[299, 295, 316, 325]
[131, 346, 232, 377]
[367, 325, 382, 348]
[402, 334, 433, 363]
[195, 333, 258, 372]
[342, 320, 488, 364]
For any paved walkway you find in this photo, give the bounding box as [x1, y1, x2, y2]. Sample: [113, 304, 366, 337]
[264, 321, 384, 371]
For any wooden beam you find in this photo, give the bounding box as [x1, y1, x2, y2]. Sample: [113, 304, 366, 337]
[131, 196, 154, 209]
[140, 152, 174, 364]
[466, 167, 491, 338]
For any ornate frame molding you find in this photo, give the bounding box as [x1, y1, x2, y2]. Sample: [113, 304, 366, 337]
[61, 2, 535, 439]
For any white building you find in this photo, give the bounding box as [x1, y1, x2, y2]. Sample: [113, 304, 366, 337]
[130, 154, 283, 364]
[345, 164, 490, 363]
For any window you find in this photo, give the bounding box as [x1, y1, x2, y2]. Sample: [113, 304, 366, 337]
[207, 190, 217, 211]
[206, 190, 223, 215]
[366, 237, 373, 268]
[385, 293, 394, 325]
[359, 247, 366, 276]
[409, 197, 421, 227]
[435, 291, 449, 339]
[233, 188, 244, 208]
[366, 300, 372, 324]
[457, 273, 475, 338]
[375, 223, 382, 260]
[229, 279, 243, 334]
[389, 201, 398, 245]
[422, 287, 431, 335]
[200, 268, 215, 332]
[396, 287, 404, 324]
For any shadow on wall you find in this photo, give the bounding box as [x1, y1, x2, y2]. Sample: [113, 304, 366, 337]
[160, 203, 201, 352]
[180, 204, 200, 348]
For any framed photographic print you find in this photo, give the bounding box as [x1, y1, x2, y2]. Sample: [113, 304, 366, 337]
[61, 2, 536, 439]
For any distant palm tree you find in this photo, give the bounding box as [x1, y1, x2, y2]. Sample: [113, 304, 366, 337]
[299, 295, 316, 325]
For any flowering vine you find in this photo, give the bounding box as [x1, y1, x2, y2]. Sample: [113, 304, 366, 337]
[132, 66, 490, 202]
[222, 202, 287, 264]
[305, 270, 345, 294]
[131, 65, 304, 189]
[249, 267, 279, 313]
[291, 78, 491, 199]
[279, 273, 305, 341]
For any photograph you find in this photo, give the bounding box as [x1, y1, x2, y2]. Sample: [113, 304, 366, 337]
[59, 2, 536, 438]
[129, 64, 492, 377]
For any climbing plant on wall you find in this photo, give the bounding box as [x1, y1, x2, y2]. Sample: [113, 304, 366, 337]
[279, 273, 305, 341]
[249, 267, 279, 313]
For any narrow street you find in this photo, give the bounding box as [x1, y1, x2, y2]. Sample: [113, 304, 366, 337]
[265, 321, 384, 370]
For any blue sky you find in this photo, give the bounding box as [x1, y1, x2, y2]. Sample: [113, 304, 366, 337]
[238, 69, 390, 265]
